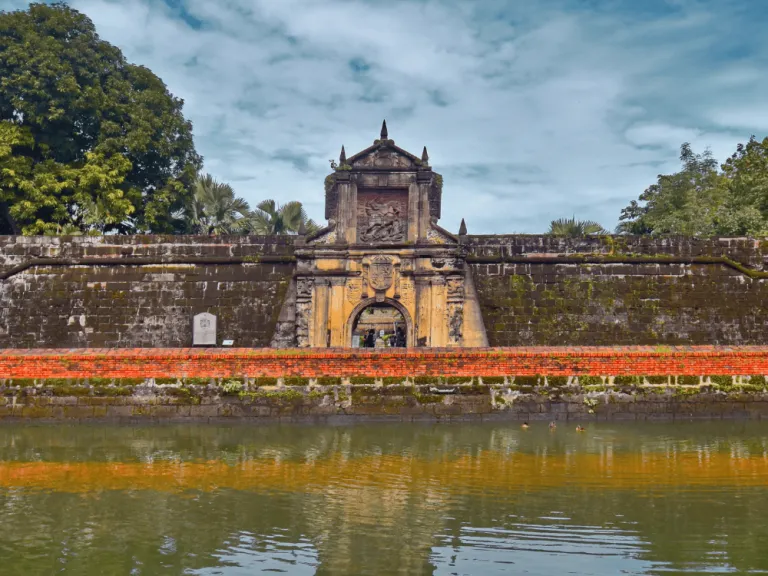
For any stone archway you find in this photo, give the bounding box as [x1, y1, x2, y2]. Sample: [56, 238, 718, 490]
[346, 297, 414, 348]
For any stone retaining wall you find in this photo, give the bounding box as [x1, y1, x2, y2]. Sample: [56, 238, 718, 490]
[2, 347, 768, 421]
[1, 377, 767, 422]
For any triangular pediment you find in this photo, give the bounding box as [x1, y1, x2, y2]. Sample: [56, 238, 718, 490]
[347, 142, 421, 169]
[426, 223, 458, 245]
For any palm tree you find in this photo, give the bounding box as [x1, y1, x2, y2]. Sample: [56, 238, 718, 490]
[185, 173, 251, 235]
[249, 199, 320, 235]
[547, 217, 607, 237]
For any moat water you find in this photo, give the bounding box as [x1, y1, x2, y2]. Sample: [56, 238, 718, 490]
[1, 421, 767, 575]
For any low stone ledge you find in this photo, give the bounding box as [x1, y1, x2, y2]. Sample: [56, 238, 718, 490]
[0, 381, 766, 422]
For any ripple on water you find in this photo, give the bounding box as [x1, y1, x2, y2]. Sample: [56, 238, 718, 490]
[191, 530, 319, 575]
[1, 422, 768, 575]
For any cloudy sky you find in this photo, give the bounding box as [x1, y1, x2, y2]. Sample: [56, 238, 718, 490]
[3, 0, 767, 233]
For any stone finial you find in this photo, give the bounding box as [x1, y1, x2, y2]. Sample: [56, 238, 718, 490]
[458, 218, 467, 236]
[421, 146, 429, 164]
[380, 119, 388, 140]
[339, 145, 346, 165]
[298, 220, 307, 236]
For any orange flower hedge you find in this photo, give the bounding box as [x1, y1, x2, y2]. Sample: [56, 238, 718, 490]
[2, 346, 768, 379]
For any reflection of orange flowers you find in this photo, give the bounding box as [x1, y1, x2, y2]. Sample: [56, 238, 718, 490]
[0, 451, 766, 494]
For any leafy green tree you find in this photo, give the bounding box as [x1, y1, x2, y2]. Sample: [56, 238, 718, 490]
[547, 217, 607, 237]
[249, 200, 320, 235]
[182, 173, 250, 235]
[0, 3, 201, 234]
[617, 143, 725, 236]
[716, 136, 768, 236]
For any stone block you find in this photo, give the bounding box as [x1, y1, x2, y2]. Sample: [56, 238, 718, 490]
[21, 406, 53, 418]
[106, 406, 134, 418]
[189, 405, 220, 419]
[62, 406, 94, 419]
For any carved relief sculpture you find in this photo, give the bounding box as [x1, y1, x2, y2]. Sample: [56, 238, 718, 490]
[399, 278, 414, 306]
[357, 193, 407, 242]
[369, 256, 394, 291]
[296, 278, 313, 298]
[346, 278, 363, 304]
[447, 276, 464, 300]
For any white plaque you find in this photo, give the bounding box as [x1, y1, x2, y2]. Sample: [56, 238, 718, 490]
[222, 339, 234, 346]
[193, 313, 217, 346]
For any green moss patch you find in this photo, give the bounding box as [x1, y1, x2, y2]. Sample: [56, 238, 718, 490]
[512, 376, 540, 387]
[315, 377, 342, 386]
[252, 377, 278, 387]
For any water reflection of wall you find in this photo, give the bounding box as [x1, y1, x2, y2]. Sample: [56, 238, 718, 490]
[1, 424, 768, 574]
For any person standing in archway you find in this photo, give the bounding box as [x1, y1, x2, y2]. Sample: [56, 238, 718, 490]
[395, 327, 406, 347]
[365, 329, 375, 348]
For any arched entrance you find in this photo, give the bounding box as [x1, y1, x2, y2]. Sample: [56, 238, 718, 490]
[346, 298, 413, 348]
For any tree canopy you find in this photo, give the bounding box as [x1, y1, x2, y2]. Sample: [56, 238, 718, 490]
[0, 2, 201, 234]
[617, 137, 768, 237]
[249, 199, 320, 235]
[180, 173, 250, 235]
[547, 217, 607, 237]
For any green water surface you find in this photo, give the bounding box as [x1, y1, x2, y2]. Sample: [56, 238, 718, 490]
[1, 421, 767, 575]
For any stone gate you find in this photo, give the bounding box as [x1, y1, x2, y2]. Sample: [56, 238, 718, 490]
[271, 121, 489, 348]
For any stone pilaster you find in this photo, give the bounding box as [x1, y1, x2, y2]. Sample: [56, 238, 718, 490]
[295, 277, 314, 348]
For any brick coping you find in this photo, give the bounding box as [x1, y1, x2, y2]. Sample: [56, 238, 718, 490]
[2, 346, 768, 378]
[3, 345, 768, 358]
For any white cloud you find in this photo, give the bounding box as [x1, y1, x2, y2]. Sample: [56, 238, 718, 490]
[3, 0, 767, 232]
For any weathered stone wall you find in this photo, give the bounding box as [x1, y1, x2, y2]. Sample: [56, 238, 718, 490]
[1, 377, 767, 422]
[0, 236, 295, 348]
[466, 235, 768, 346]
[2, 234, 768, 348]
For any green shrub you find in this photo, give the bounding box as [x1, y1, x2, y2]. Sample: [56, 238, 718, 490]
[220, 379, 244, 395]
[43, 378, 71, 387]
[709, 375, 733, 387]
[9, 378, 36, 387]
[117, 378, 147, 386]
[442, 376, 472, 385]
[184, 377, 213, 386]
[282, 376, 309, 386]
[252, 377, 278, 387]
[613, 376, 642, 385]
[413, 376, 439, 385]
[87, 377, 113, 386]
[512, 376, 539, 387]
[546, 376, 568, 387]
[381, 377, 406, 385]
[577, 376, 603, 386]
[315, 377, 342, 386]
[677, 375, 700, 385]
[349, 377, 375, 385]
[480, 376, 505, 384]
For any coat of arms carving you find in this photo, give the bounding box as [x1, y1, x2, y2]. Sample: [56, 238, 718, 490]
[369, 257, 393, 291]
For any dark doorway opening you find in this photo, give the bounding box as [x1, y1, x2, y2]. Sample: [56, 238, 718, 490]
[352, 303, 407, 348]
